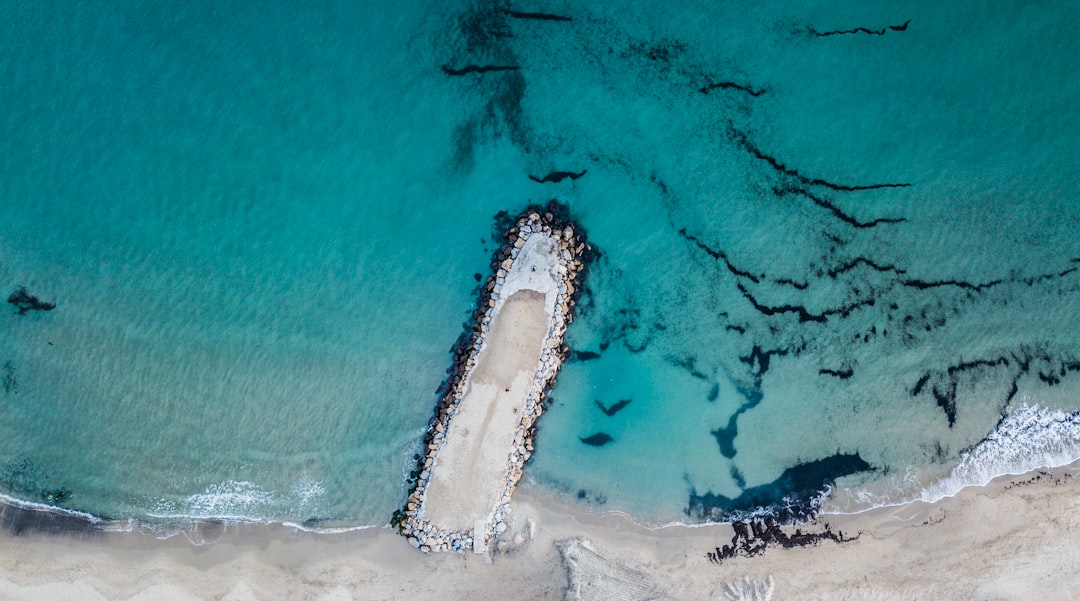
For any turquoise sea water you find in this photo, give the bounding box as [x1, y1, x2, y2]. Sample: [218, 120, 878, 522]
[1, 1, 1078, 530]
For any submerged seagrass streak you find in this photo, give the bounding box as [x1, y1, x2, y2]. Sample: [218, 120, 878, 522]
[396, 206, 589, 553]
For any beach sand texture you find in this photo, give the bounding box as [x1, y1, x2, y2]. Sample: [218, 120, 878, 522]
[1, 462, 1078, 600]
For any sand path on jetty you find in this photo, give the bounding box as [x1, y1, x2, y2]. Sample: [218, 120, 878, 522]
[418, 231, 564, 536]
[422, 289, 548, 532]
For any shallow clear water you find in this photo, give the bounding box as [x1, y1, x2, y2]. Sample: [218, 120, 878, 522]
[1, 0, 1078, 529]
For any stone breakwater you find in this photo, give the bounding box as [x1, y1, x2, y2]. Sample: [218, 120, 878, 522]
[393, 202, 590, 554]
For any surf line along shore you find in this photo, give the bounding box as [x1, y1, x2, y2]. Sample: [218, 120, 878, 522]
[393, 202, 590, 554]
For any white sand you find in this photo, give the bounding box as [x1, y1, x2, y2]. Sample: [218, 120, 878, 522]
[2, 462, 1079, 600]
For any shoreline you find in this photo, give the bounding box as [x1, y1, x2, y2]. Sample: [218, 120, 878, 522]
[1, 460, 1078, 599]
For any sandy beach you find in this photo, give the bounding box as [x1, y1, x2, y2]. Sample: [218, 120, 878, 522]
[1, 460, 1078, 600]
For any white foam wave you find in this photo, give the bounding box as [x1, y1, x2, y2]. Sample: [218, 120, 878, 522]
[281, 521, 382, 534]
[149, 480, 276, 520]
[826, 402, 1080, 515]
[918, 403, 1080, 504]
[0, 491, 102, 523]
[146, 476, 331, 524]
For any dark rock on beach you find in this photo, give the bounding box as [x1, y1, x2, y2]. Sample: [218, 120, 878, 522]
[705, 518, 856, 565]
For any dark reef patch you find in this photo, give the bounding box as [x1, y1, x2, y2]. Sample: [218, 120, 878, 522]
[580, 432, 614, 447]
[595, 399, 632, 417]
[812, 20, 911, 37]
[688, 453, 872, 523]
[8, 286, 56, 316]
[731, 129, 911, 192]
[707, 382, 720, 402]
[699, 81, 765, 97]
[441, 64, 521, 76]
[572, 350, 601, 362]
[529, 169, 587, 183]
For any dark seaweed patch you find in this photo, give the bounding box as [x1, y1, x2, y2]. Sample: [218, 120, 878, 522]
[773, 186, 906, 228]
[580, 432, 614, 446]
[774, 278, 809, 290]
[812, 20, 911, 37]
[826, 257, 907, 278]
[688, 453, 872, 523]
[627, 38, 687, 63]
[458, 4, 513, 51]
[572, 350, 601, 362]
[912, 356, 1011, 426]
[504, 9, 572, 22]
[731, 129, 911, 192]
[699, 81, 765, 97]
[574, 489, 608, 505]
[902, 278, 1003, 292]
[595, 399, 632, 416]
[1021, 266, 1079, 286]
[707, 382, 720, 402]
[528, 169, 587, 183]
[819, 368, 854, 380]
[737, 282, 876, 323]
[1, 361, 15, 394]
[711, 418, 741, 459]
[670, 355, 709, 381]
[711, 382, 765, 458]
[736, 282, 826, 323]
[441, 64, 521, 76]
[678, 229, 762, 283]
[8, 286, 56, 315]
[739, 346, 788, 378]
[1, 458, 73, 506]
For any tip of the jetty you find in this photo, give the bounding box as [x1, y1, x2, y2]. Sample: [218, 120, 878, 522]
[395, 201, 590, 553]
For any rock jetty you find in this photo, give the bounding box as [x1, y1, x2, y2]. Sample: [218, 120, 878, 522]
[393, 201, 590, 554]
